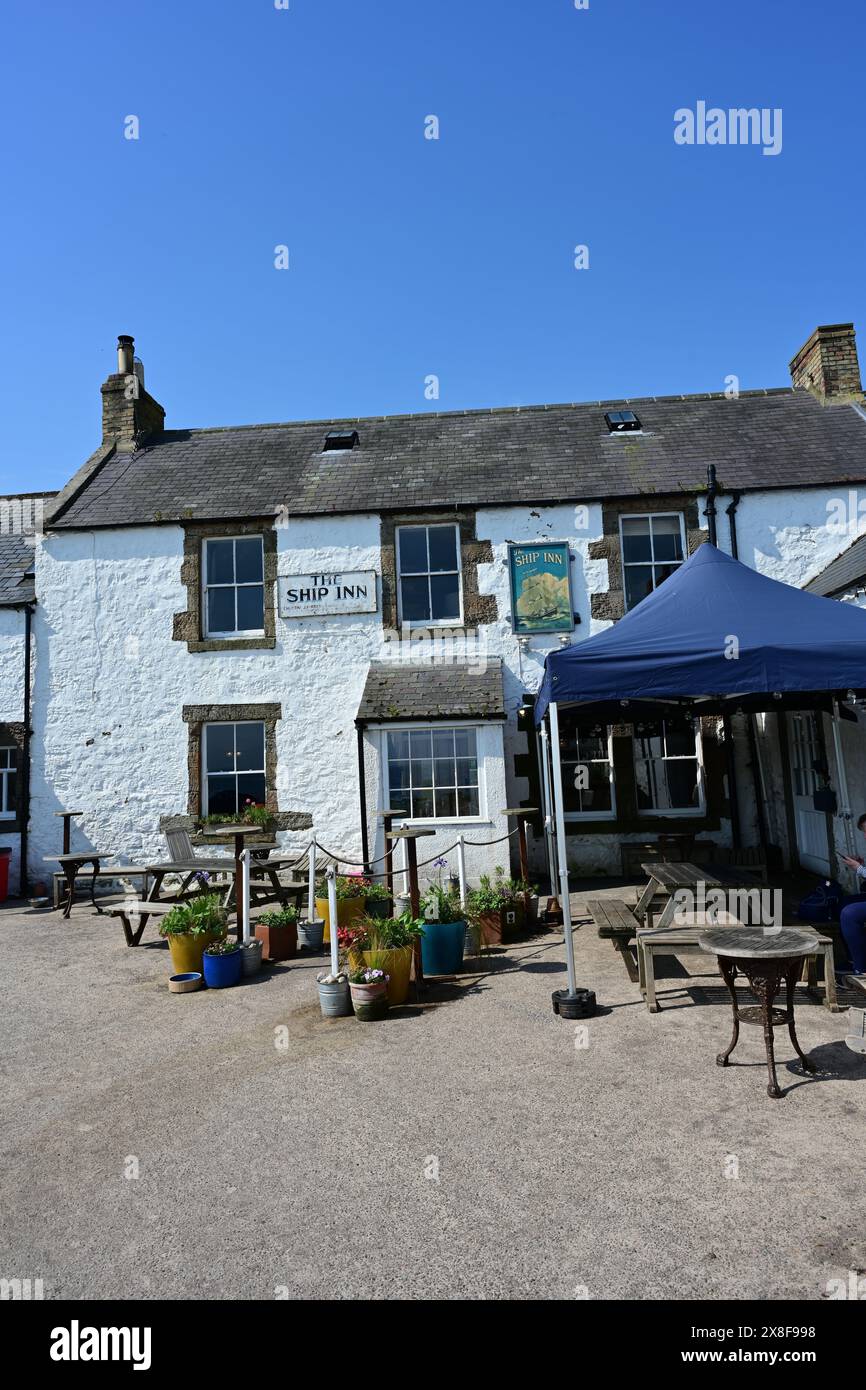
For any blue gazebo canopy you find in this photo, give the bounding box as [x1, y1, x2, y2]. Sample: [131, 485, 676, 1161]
[535, 543, 866, 723]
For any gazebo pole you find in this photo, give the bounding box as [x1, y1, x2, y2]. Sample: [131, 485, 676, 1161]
[548, 701, 578, 997]
[831, 699, 856, 856]
[538, 726, 557, 894]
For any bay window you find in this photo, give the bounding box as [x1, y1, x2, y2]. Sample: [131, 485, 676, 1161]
[386, 726, 480, 819]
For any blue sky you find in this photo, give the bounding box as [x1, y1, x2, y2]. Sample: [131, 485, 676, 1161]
[1, 0, 863, 492]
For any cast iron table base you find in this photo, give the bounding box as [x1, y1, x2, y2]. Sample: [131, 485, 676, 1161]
[716, 953, 816, 1099]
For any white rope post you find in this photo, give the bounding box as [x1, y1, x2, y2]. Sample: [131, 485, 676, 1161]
[539, 724, 557, 894]
[326, 867, 339, 977]
[831, 699, 856, 857]
[307, 838, 317, 922]
[403, 835, 410, 895]
[548, 701, 577, 996]
[457, 833, 467, 910]
[240, 848, 251, 944]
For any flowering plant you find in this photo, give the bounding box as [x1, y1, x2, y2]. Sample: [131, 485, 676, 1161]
[348, 965, 389, 986]
[204, 937, 241, 956]
[316, 874, 371, 901]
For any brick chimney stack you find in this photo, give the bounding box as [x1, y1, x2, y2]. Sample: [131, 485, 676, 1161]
[789, 323, 863, 405]
[101, 334, 165, 447]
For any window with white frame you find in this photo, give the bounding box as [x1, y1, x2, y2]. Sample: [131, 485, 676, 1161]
[558, 719, 615, 819]
[203, 721, 266, 816]
[0, 746, 16, 819]
[386, 726, 480, 819]
[619, 513, 685, 611]
[633, 716, 704, 815]
[203, 537, 265, 636]
[396, 524, 462, 625]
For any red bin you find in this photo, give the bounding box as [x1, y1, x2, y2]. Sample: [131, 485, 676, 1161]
[0, 847, 11, 901]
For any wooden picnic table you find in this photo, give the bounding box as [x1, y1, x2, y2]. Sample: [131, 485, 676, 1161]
[144, 855, 303, 935]
[635, 860, 763, 931]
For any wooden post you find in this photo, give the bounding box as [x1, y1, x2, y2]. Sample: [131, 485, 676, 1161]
[405, 834, 424, 989]
[55, 810, 83, 857]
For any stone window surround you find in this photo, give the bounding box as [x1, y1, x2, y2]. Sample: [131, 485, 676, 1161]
[182, 703, 283, 822]
[173, 519, 277, 652]
[380, 510, 497, 633]
[588, 495, 704, 624]
[0, 721, 24, 833]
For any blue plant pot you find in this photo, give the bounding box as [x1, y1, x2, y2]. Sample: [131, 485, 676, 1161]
[203, 949, 243, 988]
[421, 919, 466, 976]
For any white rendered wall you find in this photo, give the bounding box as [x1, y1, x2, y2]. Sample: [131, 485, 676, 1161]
[30, 484, 866, 890]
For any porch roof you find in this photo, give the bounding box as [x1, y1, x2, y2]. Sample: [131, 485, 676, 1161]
[356, 660, 505, 724]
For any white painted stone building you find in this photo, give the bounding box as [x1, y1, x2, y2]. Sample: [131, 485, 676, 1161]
[12, 323, 866, 896]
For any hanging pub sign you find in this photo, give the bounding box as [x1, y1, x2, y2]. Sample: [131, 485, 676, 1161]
[278, 571, 377, 618]
[507, 543, 574, 634]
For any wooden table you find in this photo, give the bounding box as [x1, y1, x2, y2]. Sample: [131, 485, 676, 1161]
[202, 825, 268, 940]
[47, 852, 102, 919]
[635, 860, 762, 931]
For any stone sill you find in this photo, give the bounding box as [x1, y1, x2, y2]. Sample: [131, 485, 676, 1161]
[187, 637, 276, 653]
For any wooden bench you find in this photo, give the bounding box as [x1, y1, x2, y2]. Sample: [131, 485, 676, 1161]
[102, 898, 174, 947]
[52, 866, 152, 910]
[636, 923, 838, 1014]
[587, 898, 641, 982]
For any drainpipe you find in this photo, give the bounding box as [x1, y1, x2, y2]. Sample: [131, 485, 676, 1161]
[725, 492, 741, 559]
[704, 464, 718, 546]
[356, 724, 370, 873]
[20, 603, 33, 896]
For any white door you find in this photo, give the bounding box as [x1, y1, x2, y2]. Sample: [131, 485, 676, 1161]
[790, 713, 831, 875]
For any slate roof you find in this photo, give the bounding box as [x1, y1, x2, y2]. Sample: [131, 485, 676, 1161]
[804, 534, 866, 597]
[0, 495, 55, 604]
[356, 660, 505, 723]
[48, 388, 866, 529]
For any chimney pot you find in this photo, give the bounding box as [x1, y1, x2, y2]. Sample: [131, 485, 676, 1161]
[117, 335, 135, 376]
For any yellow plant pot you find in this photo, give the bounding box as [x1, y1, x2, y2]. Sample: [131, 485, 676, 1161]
[166, 929, 222, 976]
[348, 944, 413, 1007]
[315, 895, 366, 945]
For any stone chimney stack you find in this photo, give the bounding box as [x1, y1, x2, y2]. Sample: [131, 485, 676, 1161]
[101, 334, 165, 447]
[789, 323, 863, 405]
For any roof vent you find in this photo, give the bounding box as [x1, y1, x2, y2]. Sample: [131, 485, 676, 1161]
[604, 410, 641, 433]
[323, 429, 359, 452]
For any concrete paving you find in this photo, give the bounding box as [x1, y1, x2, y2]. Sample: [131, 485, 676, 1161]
[1, 888, 865, 1301]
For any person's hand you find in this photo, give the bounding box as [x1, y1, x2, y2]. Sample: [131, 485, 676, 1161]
[841, 855, 863, 869]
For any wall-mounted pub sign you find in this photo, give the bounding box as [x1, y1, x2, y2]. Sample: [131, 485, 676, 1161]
[278, 571, 378, 618]
[507, 543, 574, 635]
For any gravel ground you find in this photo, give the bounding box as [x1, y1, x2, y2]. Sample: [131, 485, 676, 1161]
[1, 891, 865, 1301]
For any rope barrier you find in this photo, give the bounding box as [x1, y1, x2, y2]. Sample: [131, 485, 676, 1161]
[296, 823, 521, 873]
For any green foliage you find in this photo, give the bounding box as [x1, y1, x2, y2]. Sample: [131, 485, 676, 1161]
[357, 914, 425, 949]
[362, 880, 391, 902]
[316, 874, 371, 901]
[467, 866, 533, 914]
[257, 905, 299, 928]
[158, 893, 227, 938]
[422, 883, 464, 924]
[204, 937, 241, 956]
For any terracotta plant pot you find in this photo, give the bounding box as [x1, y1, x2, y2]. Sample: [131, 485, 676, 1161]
[315, 895, 365, 946]
[477, 902, 525, 946]
[349, 978, 389, 1021]
[348, 945, 413, 1006]
[255, 919, 298, 961]
[166, 929, 223, 975]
